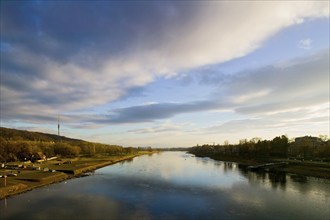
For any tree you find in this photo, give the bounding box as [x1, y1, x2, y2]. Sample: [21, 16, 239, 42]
[270, 135, 289, 157]
[255, 140, 270, 157]
[17, 142, 33, 161]
[40, 144, 55, 157]
[54, 143, 81, 158]
[0, 137, 8, 162]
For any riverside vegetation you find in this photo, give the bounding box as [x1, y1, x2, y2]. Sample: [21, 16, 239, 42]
[189, 135, 330, 178]
[0, 127, 155, 199]
[1, 127, 329, 199]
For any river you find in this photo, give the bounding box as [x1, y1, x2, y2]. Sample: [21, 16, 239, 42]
[0, 151, 329, 220]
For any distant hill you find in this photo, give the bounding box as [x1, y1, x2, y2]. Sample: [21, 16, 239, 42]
[0, 127, 129, 162]
[0, 127, 84, 143]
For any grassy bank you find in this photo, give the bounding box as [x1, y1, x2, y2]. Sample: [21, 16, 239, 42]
[272, 159, 330, 179]
[191, 152, 330, 179]
[0, 151, 154, 199]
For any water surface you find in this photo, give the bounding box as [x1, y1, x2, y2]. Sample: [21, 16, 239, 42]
[1, 152, 329, 219]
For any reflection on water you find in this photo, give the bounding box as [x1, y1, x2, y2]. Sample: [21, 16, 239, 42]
[290, 174, 307, 183]
[119, 157, 134, 164]
[1, 152, 329, 220]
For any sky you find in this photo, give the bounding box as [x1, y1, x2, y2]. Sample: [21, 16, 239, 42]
[0, 1, 329, 147]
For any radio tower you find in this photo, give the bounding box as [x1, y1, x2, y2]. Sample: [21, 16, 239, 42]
[57, 115, 61, 141]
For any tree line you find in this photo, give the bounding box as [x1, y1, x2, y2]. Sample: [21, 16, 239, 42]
[189, 135, 330, 161]
[0, 127, 138, 162]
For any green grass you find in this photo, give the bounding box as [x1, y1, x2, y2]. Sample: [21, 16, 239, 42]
[16, 171, 68, 182]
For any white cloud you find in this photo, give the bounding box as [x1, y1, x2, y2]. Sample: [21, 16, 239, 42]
[1, 1, 329, 129]
[69, 50, 328, 130]
[201, 104, 329, 143]
[153, 1, 328, 71]
[298, 38, 312, 50]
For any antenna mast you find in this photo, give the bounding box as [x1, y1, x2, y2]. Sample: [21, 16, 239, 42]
[57, 115, 60, 140]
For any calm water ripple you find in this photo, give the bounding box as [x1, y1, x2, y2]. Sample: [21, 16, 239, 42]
[1, 152, 329, 220]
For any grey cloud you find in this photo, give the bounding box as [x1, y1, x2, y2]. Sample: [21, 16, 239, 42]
[2, 1, 327, 73]
[2, 50, 327, 126]
[235, 93, 328, 115]
[1, 1, 328, 126]
[1, 1, 202, 119]
[1, 1, 197, 65]
[104, 101, 221, 123]
[102, 50, 329, 124]
[230, 50, 329, 114]
[1, 111, 58, 124]
[185, 50, 329, 114]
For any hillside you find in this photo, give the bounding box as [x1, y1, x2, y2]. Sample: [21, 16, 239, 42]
[0, 127, 129, 162]
[0, 127, 85, 143]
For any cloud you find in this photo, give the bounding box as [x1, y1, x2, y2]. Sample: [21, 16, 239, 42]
[105, 101, 221, 123]
[203, 104, 329, 140]
[298, 38, 312, 49]
[100, 50, 328, 124]
[229, 50, 329, 115]
[1, 49, 328, 128]
[128, 122, 185, 134]
[1, 1, 329, 125]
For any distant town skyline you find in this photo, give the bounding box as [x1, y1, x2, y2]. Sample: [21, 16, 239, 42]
[1, 1, 329, 147]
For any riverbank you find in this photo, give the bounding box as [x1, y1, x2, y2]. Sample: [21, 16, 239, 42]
[190, 153, 330, 179]
[0, 151, 155, 199]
